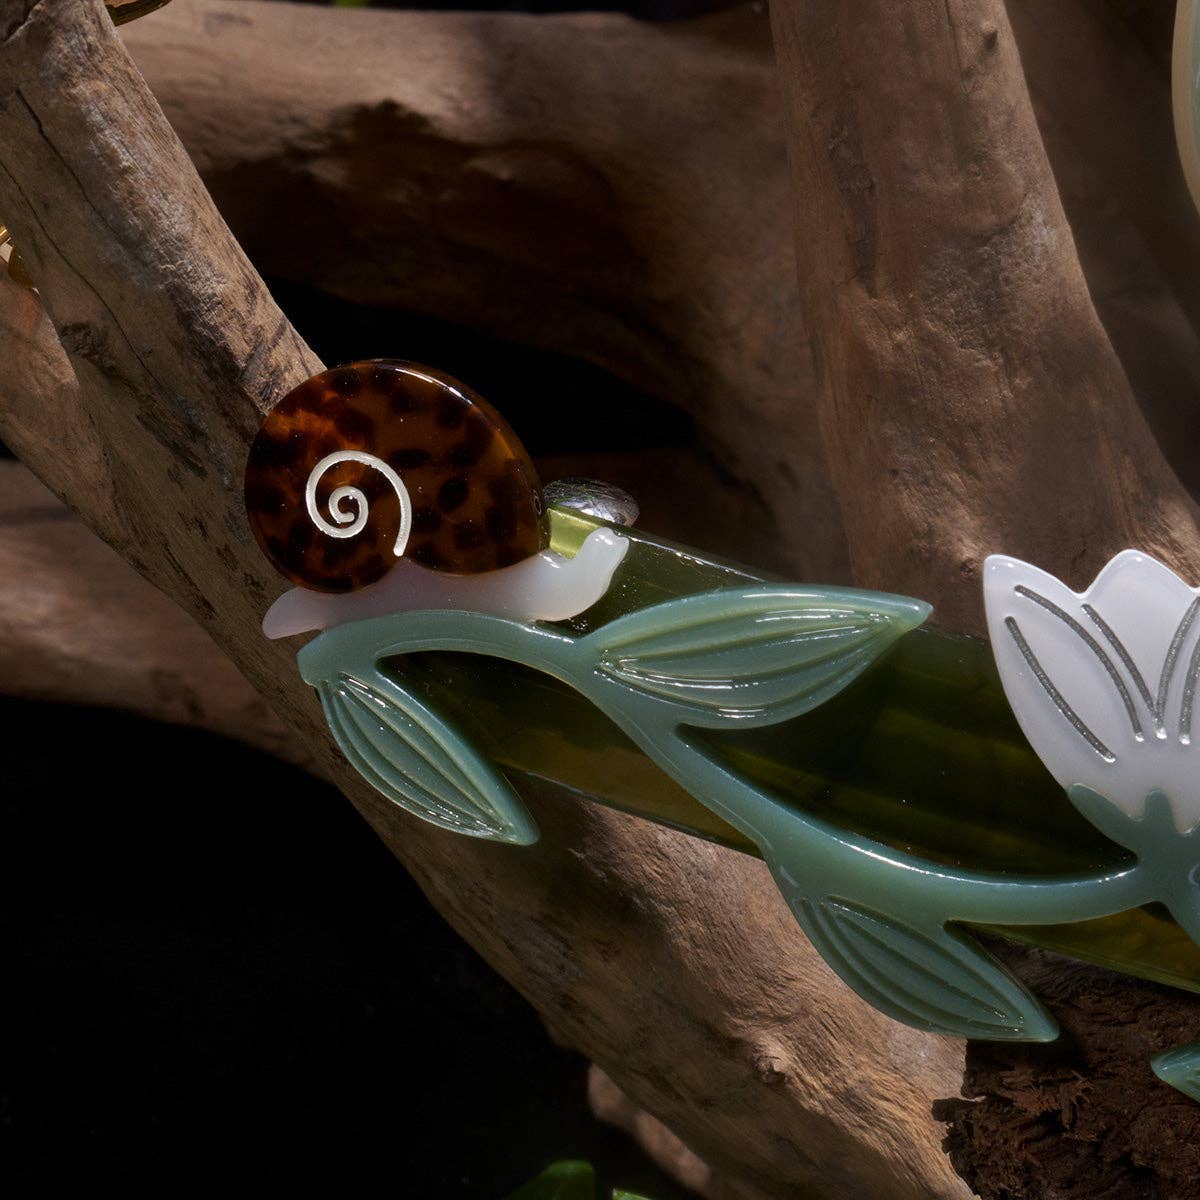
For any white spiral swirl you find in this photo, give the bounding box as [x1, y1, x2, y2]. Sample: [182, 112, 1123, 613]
[304, 451, 413, 558]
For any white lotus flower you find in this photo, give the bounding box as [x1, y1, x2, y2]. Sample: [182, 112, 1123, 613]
[984, 550, 1200, 834]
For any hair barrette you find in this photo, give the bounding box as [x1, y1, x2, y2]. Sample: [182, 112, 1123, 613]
[247, 359, 1200, 1102]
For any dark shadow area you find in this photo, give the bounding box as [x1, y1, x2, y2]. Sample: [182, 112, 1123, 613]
[0, 279, 695, 469]
[266, 277, 693, 461]
[1, 697, 692, 1198]
[306, 0, 733, 22]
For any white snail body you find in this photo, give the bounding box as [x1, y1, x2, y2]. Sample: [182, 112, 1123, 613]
[262, 528, 629, 639]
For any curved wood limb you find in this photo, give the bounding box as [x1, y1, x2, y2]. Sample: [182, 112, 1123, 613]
[0, 3, 969, 1197]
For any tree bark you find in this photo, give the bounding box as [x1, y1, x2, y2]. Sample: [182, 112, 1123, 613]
[769, 0, 1200, 633]
[0, 3, 969, 1197]
[768, 0, 1200, 1193]
[934, 944, 1200, 1200]
[7, 0, 1200, 1193]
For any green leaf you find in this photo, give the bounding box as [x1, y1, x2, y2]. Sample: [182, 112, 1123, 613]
[794, 897, 1057, 1041]
[584, 586, 930, 727]
[1152, 1043, 1200, 1103]
[504, 1162, 596, 1200]
[318, 673, 538, 845]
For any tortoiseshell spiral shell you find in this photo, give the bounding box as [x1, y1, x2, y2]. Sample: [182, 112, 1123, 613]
[245, 361, 548, 593]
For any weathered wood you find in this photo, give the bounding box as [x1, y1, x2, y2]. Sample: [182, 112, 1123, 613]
[116, 0, 1200, 575]
[1008, 0, 1200, 500]
[769, 0, 1200, 633]
[9, 0, 1200, 1192]
[768, 0, 1200, 1193]
[119, 0, 846, 581]
[0, 2, 970, 1197]
[588, 1065, 716, 1196]
[0, 460, 304, 765]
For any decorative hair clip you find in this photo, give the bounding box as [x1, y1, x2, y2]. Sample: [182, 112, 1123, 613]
[247, 363, 1200, 1102]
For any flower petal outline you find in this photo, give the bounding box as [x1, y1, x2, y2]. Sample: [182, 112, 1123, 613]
[984, 550, 1200, 833]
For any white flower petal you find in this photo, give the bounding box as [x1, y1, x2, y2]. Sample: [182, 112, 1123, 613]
[1083, 550, 1199, 709]
[984, 551, 1200, 833]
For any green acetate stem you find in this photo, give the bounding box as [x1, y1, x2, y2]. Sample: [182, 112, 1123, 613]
[379, 507, 1200, 995]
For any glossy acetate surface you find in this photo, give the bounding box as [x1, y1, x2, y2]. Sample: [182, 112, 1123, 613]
[246, 361, 547, 591]
[380, 507, 1200, 994]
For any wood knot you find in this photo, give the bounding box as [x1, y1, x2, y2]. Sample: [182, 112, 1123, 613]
[754, 1053, 787, 1085]
[57, 321, 119, 375]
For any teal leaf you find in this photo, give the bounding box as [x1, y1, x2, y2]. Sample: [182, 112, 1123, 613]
[1069, 787, 1200, 943]
[317, 673, 538, 845]
[504, 1162, 596, 1200]
[584, 586, 930, 727]
[1152, 1042, 1200, 1103]
[794, 897, 1057, 1041]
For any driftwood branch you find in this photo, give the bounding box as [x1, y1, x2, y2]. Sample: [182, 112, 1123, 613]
[769, 0, 1200, 632]
[117, 0, 1200, 576]
[1007, 0, 1200, 502]
[767, 0, 1200, 1192]
[8, 0, 1200, 1193]
[118, 0, 846, 581]
[0, 460, 304, 764]
[0, 3, 969, 1198]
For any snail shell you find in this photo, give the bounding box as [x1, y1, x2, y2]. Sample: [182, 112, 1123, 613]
[245, 360, 548, 593]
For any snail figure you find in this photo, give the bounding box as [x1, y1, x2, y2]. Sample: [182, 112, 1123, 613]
[246, 360, 628, 638]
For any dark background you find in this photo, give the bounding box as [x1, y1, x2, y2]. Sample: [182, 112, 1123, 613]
[3, 700, 692, 1197]
[3, 0, 717, 1191]
[0, 290, 698, 1199]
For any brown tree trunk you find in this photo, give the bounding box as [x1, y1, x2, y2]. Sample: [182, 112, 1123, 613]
[769, 0, 1200, 632]
[0, 3, 968, 1198]
[4, 0, 1200, 1194]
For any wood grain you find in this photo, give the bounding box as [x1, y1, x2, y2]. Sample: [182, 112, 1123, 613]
[0, 2, 970, 1196]
[768, 0, 1200, 631]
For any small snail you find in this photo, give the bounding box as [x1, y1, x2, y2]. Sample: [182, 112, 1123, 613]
[246, 360, 549, 593]
[247, 360, 629, 637]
